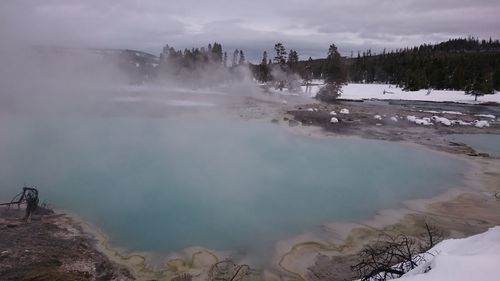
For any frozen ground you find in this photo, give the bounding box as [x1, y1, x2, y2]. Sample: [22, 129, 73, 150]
[300, 82, 500, 104]
[399, 226, 500, 281]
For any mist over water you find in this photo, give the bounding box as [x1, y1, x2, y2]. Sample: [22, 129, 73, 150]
[0, 37, 468, 262]
[0, 113, 467, 259]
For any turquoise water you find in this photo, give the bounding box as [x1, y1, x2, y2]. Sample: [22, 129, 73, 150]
[0, 115, 467, 257]
[448, 134, 500, 157]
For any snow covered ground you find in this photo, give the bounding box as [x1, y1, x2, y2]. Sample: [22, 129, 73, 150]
[341, 84, 500, 104]
[399, 227, 500, 281]
[300, 82, 500, 104]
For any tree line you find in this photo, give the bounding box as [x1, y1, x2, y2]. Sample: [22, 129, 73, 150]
[250, 42, 345, 100]
[153, 37, 499, 101]
[156, 42, 248, 83]
[347, 37, 500, 99]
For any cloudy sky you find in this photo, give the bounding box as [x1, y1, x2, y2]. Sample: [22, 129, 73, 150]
[1, 0, 499, 60]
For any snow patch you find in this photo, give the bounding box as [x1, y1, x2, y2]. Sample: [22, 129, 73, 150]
[431, 116, 451, 126]
[330, 117, 339, 123]
[340, 83, 500, 104]
[399, 227, 500, 281]
[340, 108, 350, 114]
[374, 115, 382, 120]
[406, 116, 417, 122]
[330, 111, 337, 116]
[476, 114, 495, 119]
[406, 116, 433, 126]
[474, 120, 490, 128]
[441, 111, 464, 115]
[421, 110, 463, 115]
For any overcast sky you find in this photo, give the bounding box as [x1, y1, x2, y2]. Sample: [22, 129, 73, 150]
[1, 0, 499, 60]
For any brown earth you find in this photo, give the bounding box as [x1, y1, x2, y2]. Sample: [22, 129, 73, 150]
[0, 206, 135, 281]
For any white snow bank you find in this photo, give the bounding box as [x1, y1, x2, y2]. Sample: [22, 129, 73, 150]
[431, 116, 451, 126]
[417, 118, 432, 126]
[301, 84, 322, 98]
[405, 115, 493, 128]
[268, 87, 301, 96]
[330, 111, 337, 116]
[422, 110, 463, 115]
[339, 84, 500, 104]
[442, 111, 464, 115]
[374, 115, 382, 120]
[399, 226, 500, 281]
[390, 116, 399, 122]
[340, 108, 350, 114]
[476, 114, 495, 119]
[330, 117, 339, 123]
[406, 116, 417, 122]
[407, 116, 432, 125]
[475, 120, 490, 128]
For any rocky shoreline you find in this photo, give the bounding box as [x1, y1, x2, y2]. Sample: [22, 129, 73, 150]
[286, 99, 500, 154]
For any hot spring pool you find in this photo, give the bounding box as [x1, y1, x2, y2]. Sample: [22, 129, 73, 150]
[448, 134, 500, 157]
[0, 115, 468, 257]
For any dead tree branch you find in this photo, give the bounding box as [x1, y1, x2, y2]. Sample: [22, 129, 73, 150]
[351, 223, 443, 281]
[0, 186, 39, 222]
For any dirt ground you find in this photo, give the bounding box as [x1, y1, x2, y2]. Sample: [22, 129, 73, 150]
[0, 206, 134, 281]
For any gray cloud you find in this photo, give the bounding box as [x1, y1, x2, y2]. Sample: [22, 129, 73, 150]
[1, 0, 499, 59]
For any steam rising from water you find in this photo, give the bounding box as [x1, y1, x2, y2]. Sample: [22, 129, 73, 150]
[0, 15, 469, 264]
[0, 115, 468, 261]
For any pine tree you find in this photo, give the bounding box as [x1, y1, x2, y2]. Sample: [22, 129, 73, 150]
[238, 50, 246, 65]
[273, 43, 288, 91]
[465, 71, 494, 101]
[493, 65, 500, 91]
[160, 44, 170, 63]
[345, 37, 500, 91]
[274, 43, 287, 66]
[259, 51, 269, 82]
[232, 49, 239, 67]
[261, 51, 268, 65]
[323, 44, 346, 84]
[304, 57, 314, 94]
[211, 42, 223, 63]
[223, 52, 228, 67]
[287, 50, 299, 72]
[317, 43, 346, 102]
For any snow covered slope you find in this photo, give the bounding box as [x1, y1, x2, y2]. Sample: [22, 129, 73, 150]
[341, 84, 500, 104]
[399, 226, 500, 281]
[301, 82, 500, 104]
